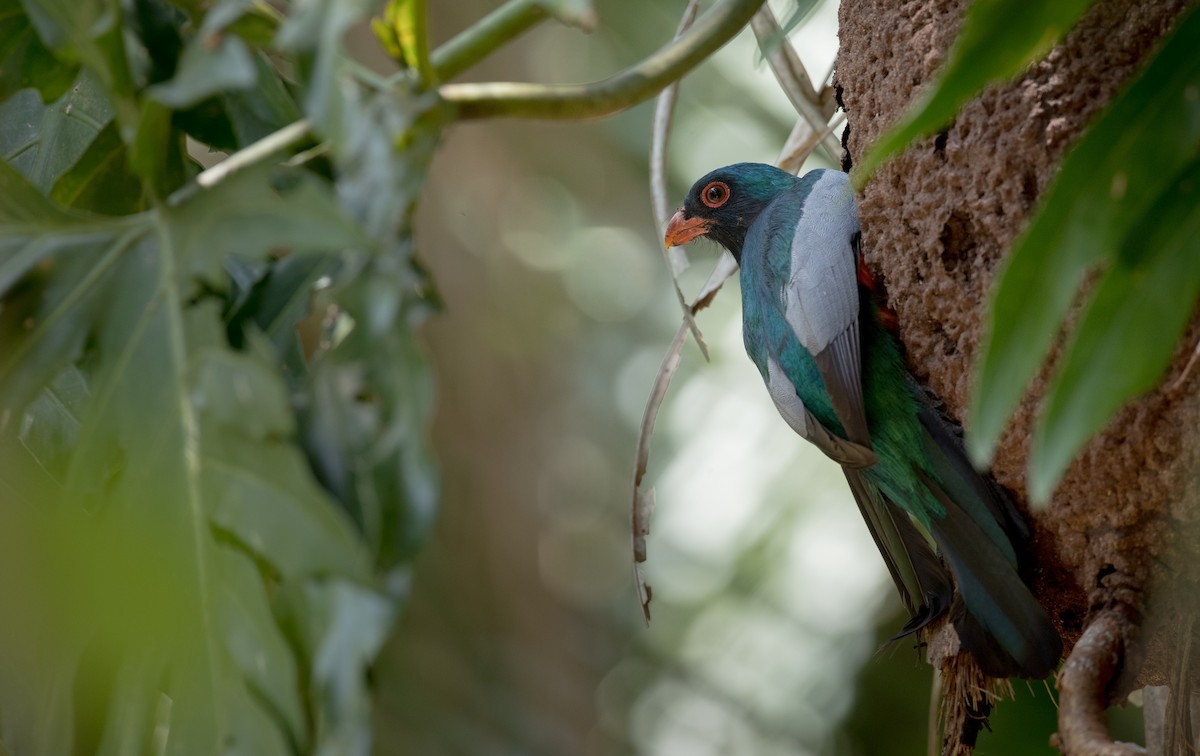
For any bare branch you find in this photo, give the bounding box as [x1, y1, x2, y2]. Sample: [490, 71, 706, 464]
[750, 7, 818, 103]
[650, 0, 709, 361]
[169, 118, 314, 205]
[1057, 608, 1146, 755]
[440, 0, 766, 120]
[631, 322, 688, 624]
[749, 6, 842, 159]
[650, 0, 702, 269]
[431, 0, 549, 82]
[776, 111, 844, 175]
[1169, 335, 1200, 393]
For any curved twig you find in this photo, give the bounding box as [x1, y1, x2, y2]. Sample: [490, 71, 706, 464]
[431, 0, 550, 81]
[440, 0, 766, 120]
[1057, 608, 1145, 755]
[650, 0, 708, 360]
[776, 111, 843, 175]
[168, 118, 314, 205]
[632, 321, 688, 624]
[749, 7, 841, 160]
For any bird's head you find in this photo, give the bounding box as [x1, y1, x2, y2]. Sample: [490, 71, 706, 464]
[663, 162, 798, 261]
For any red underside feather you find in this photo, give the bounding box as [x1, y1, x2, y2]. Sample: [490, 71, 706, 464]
[856, 251, 900, 333]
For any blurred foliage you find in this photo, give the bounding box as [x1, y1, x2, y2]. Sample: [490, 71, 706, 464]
[0, 0, 441, 750]
[853, 0, 1200, 503]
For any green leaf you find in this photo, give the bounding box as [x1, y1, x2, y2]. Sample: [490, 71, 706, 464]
[302, 274, 440, 563]
[224, 254, 329, 379]
[16, 365, 88, 481]
[1027, 157, 1200, 501]
[194, 327, 373, 581]
[147, 33, 256, 108]
[19, 0, 139, 130]
[968, 4, 1200, 490]
[226, 3, 282, 48]
[276, 0, 378, 144]
[0, 0, 79, 103]
[273, 0, 444, 570]
[49, 121, 146, 214]
[220, 52, 304, 147]
[16, 0, 102, 55]
[165, 165, 365, 284]
[0, 69, 113, 192]
[172, 46, 303, 154]
[854, 0, 1096, 186]
[0, 159, 387, 752]
[306, 91, 442, 567]
[128, 98, 189, 196]
[277, 579, 395, 754]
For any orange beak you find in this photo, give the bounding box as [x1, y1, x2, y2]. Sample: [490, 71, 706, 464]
[663, 209, 710, 248]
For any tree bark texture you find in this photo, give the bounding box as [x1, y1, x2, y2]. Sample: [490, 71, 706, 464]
[836, 0, 1200, 741]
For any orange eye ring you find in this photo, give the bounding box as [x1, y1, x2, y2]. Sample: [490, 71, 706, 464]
[701, 180, 730, 209]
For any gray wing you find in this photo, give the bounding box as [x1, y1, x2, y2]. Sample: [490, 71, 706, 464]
[781, 170, 871, 448]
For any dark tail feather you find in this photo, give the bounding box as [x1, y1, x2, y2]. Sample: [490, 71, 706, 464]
[844, 468, 952, 636]
[923, 478, 1062, 678]
[916, 396, 1029, 548]
[911, 387, 1061, 678]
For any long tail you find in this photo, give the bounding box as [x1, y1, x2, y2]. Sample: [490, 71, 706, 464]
[843, 468, 952, 636]
[916, 401, 1062, 679]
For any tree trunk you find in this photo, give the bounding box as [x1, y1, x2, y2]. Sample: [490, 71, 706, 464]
[837, 0, 1200, 750]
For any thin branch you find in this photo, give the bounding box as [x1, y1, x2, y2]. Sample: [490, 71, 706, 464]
[631, 321, 688, 624]
[749, 6, 841, 160]
[440, 0, 767, 120]
[750, 7, 818, 102]
[776, 111, 844, 175]
[1169, 335, 1200, 393]
[183, 118, 313, 198]
[650, 0, 708, 360]
[649, 0, 701, 252]
[431, 0, 549, 81]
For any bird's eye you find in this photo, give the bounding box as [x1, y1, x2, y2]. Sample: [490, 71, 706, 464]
[701, 180, 730, 209]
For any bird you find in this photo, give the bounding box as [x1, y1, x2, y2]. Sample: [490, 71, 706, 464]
[663, 163, 1061, 679]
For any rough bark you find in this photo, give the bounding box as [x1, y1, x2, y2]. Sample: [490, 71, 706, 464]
[837, 0, 1200, 748]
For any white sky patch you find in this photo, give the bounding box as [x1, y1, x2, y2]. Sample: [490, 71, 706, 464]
[633, 679, 817, 756]
[779, 503, 894, 629]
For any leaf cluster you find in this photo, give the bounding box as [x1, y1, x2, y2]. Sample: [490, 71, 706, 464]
[855, 0, 1200, 502]
[0, 0, 443, 751]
